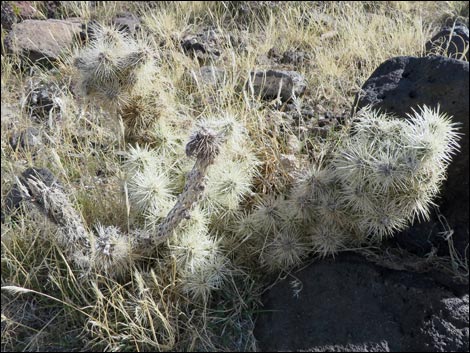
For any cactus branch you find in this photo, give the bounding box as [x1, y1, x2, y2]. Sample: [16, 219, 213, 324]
[21, 175, 93, 270]
[156, 127, 224, 242]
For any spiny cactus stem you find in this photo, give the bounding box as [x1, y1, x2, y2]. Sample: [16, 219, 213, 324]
[155, 128, 224, 242]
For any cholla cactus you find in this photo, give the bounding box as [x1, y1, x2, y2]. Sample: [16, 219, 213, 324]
[74, 24, 186, 147]
[15, 123, 232, 283]
[334, 105, 459, 241]
[126, 167, 175, 215]
[20, 174, 138, 277]
[292, 105, 460, 248]
[64, 18, 464, 310]
[233, 105, 460, 268]
[199, 114, 259, 216]
[180, 251, 230, 303]
[21, 174, 93, 270]
[93, 224, 134, 277]
[156, 127, 224, 241]
[308, 220, 347, 258]
[262, 227, 309, 272]
[74, 24, 155, 109]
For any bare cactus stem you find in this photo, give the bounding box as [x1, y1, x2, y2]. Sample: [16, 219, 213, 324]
[155, 127, 224, 243]
[22, 176, 93, 270]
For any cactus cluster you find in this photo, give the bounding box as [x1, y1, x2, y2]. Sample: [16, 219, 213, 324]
[230, 105, 460, 271]
[18, 26, 256, 304]
[19, 121, 236, 297]
[74, 25, 154, 108]
[74, 24, 182, 146]
[24, 25, 460, 300]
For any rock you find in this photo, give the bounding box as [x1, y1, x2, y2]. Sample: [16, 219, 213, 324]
[279, 154, 299, 173]
[425, 24, 469, 61]
[191, 66, 226, 87]
[249, 70, 307, 101]
[9, 127, 42, 150]
[25, 81, 61, 120]
[265, 48, 312, 66]
[267, 47, 282, 60]
[1, 2, 17, 31]
[311, 126, 330, 138]
[354, 56, 469, 260]
[42, 1, 63, 19]
[181, 27, 222, 62]
[228, 31, 251, 53]
[286, 133, 302, 154]
[1, 1, 40, 33]
[301, 108, 315, 118]
[111, 12, 140, 36]
[5, 183, 25, 215]
[255, 253, 469, 352]
[284, 102, 316, 118]
[21, 167, 58, 187]
[5, 19, 83, 63]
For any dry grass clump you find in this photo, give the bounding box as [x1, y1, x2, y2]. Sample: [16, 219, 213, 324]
[1, 1, 467, 352]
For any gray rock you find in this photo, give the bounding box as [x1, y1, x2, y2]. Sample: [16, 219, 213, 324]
[354, 55, 469, 260]
[9, 127, 42, 150]
[181, 27, 222, 62]
[279, 154, 299, 173]
[255, 253, 469, 352]
[267, 46, 282, 60]
[5, 18, 83, 63]
[426, 24, 469, 61]
[192, 66, 226, 87]
[249, 69, 307, 101]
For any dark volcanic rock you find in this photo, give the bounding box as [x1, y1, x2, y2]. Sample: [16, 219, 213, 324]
[21, 167, 58, 187]
[1, 2, 17, 31]
[425, 24, 469, 61]
[26, 81, 62, 120]
[354, 56, 469, 261]
[43, 1, 63, 19]
[255, 253, 469, 352]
